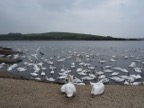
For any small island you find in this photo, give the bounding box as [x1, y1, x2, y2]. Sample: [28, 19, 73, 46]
[0, 32, 141, 41]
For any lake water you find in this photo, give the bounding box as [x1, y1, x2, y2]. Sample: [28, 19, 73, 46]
[0, 41, 144, 85]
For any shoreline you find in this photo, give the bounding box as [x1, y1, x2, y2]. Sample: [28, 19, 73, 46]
[0, 72, 144, 108]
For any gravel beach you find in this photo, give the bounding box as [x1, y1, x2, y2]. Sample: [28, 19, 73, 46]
[0, 76, 144, 108]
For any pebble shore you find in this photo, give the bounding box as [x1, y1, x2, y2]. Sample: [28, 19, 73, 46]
[0, 76, 144, 108]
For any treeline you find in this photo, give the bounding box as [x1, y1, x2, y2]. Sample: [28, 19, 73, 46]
[0, 32, 136, 40]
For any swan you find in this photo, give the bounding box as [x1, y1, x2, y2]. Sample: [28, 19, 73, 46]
[123, 55, 128, 59]
[104, 66, 112, 69]
[90, 81, 105, 95]
[13, 54, 20, 59]
[31, 54, 38, 60]
[7, 64, 18, 71]
[110, 72, 119, 76]
[134, 67, 142, 73]
[131, 82, 142, 86]
[61, 74, 76, 97]
[104, 69, 113, 73]
[82, 76, 94, 80]
[60, 65, 65, 72]
[124, 80, 130, 85]
[97, 71, 104, 75]
[33, 64, 40, 73]
[47, 61, 53, 65]
[120, 68, 128, 73]
[37, 62, 43, 67]
[76, 68, 83, 72]
[57, 58, 65, 62]
[98, 75, 106, 79]
[129, 62, 136, 68]
[99, 60, 106, 64]
[112, 55, 116, 58]
[49, 65, 56, 70]
[17, 67, 27, 72]
[71, 63, 75, 68]
[41, 71, 45, 76]
[79, 62, 85, 66]
[109, 58, 116, 62]
[58, 75, 68, 80]
[130, 74, 142, 80]
[113, 67, 122, 71]
[88, 66, 95, 70]
[50, 68, 54, 74]
[73, 77, 83, 83]
[77, 72, 87, 76]
[34, 77, 41, 81]
[64, 69, 71, 74]
[110, 76, 124, 83]
[41, 67, 46, 70]
[89, 73, 96, 79]
[46, 76, 56, 82]
[30, 72, 38, 77]
[127, 76, 135, 83]
[59, 72, 67, 76]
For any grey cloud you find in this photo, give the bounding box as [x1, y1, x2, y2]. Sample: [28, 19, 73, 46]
[37, 0, 76, 11]
[0, 0, 144, 38]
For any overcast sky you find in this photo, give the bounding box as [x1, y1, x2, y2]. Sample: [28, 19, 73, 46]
[0, 0, 144, 38]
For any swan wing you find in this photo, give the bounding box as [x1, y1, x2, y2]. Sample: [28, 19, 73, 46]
[61, 84, 66, 93]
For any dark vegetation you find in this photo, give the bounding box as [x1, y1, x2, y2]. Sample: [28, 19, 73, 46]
[0, 32, 140, 40]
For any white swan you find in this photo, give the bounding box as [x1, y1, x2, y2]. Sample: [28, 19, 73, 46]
[110, 76, 124, 83]
[71, 63, 75, 68]
[77, 72, 87, 76]
[120, 68, 128, 73]
[134, 67, 142, 73]
[30, 72, 38, 77]
[17, 67, 27, 72]
[50, 68, 54, 74]
[73, 77, 83, 83]
[7, 64, 18, 71]
[82, 76, 94, 80]
[89, 73, 96, 79]
[129, 62, 136, 68]
[33, 64, 40, 73]
[104, 69, 113, 73]
[58, 75, 68, 80]
[41, 71, 45, 76]
[131, 82, 142, 86]
[110, 72, 119, 76]
[109, 58, 116, 62]
[90, 81, 105, 95]
[46, 76, 55, 82]
[61, 74, 76, 97]
[76, 68, 83, 72]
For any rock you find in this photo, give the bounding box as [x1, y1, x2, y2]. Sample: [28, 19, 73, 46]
[0, 58, 22, 63]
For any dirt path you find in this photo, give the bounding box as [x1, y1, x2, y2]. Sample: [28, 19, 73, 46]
[0, 78, 144, 108]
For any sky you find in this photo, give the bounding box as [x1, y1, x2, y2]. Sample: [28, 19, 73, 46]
[0, 0, 144, 38]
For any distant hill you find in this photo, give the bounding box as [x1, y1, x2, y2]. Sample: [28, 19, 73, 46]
[0, 32, 138, 41]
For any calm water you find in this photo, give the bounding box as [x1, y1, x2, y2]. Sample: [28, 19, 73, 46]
[0, 41, 144, 85]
